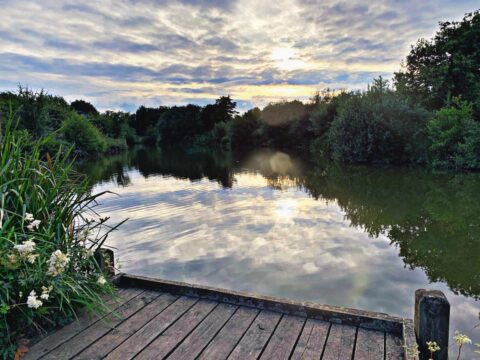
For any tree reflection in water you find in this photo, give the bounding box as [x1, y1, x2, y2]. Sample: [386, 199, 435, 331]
[78, 147, 480, 299]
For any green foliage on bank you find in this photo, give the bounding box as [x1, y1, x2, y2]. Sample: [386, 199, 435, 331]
[0, 114, 118, 357]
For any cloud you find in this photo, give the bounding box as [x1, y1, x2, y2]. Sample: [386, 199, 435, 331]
[0, 0, 477, 110]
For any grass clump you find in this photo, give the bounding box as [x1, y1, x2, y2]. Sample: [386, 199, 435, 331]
[0, 110, 120, 358]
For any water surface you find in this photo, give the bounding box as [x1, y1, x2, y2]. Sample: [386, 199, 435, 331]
[79, 147, 480, 355]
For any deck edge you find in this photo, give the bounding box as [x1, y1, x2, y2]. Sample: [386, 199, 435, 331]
[116, 273, 406, 335]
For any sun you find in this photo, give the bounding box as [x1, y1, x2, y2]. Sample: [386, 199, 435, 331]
[271, 47, 305, 71]
[274, 198, 298, 219]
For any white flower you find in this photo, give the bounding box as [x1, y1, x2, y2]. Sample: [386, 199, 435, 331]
[26, 253, 39, 264]
[47, 250, 70, 276]
[40, 286, 53, 300]
[27, 290, 43, 309]
[27, 219, 41, 232]
[97, 275, 107, 285]
[13, 240, 36, 254]
[24, 213, 34, 222]
[83, 248, 94, 259]
[453, 331, 472, 346]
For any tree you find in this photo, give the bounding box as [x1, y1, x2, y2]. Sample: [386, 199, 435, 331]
[427, 99, 480, 169]
[200, 96, 237, 131]
[394, 11, 480, 118]
[70, 99, 99, 116]
[132, 106, 168, 136]
[328, 78, 429, 164]
[230, 107, 262, 149]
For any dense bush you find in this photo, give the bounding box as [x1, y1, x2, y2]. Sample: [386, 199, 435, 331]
[328, 78, 429, 164]
[230, 108, 262, 150]
[394, 10, 480, 118]
[428, 100, 480, 169]
[61, 113, 107, 155]
[0, 116, 117, 358]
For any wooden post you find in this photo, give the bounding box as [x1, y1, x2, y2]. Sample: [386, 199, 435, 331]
[414, 289, 450, 360]
[94, 248, 115, 276]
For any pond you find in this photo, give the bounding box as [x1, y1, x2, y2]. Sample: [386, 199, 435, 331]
[78, 147, 480, 356]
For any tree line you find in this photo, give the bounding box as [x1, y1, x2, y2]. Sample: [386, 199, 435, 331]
[1, 10, 479, 169]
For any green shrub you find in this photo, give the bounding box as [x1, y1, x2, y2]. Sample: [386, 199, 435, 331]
[61, 113, 107, 155]
[428, 100, 480, 169]
[328, 78, 429, 164]
[0, 115, 118, 357]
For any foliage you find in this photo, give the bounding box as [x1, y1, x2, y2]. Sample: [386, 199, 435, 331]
[0, 114, 118, 358]
[0, 87, 70, 139]
[61, 112, 107, 155]
[427, 100, 480, 169]
[230, 107, 262, 150]
[0, 88, 130, 156]
[70, 100, 99, 116]
[328, 77, 429, 164]
[91, 111, 130, 139]
[394, 10, 480, 118]
[157, 104, 202, 144]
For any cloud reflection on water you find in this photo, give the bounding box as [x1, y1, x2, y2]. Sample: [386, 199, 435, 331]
[85, 151, 480, 357]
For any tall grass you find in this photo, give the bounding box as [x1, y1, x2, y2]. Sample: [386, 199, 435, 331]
[0, 108, 121, 358]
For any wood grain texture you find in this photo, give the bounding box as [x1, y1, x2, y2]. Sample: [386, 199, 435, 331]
[118, 274, 404, 334]
[43, 290, 160, 359]
[74, 293, 178, 359]
[198, 307, 259, 360]
[104, 296, 197, 360]
[290, 319, 330, 360]
[260, 314, 305, 359]
[134, 299, 217, 359]
[385, 333, 405, 360]
[322, 323, 357, 360]
[353, 328, 384, 360]
[167, 303, 237, 360]
[228, 310, 282, 360]
[24, 288, 142, 360]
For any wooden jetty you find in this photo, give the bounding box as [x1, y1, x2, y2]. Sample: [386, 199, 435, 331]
[24, 250, 450, 360]
[25, 272, 449, 360]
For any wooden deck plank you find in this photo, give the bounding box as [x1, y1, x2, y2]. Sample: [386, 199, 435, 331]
[24, 288, 142, 360]
[353, 328, 385, 360]
[198, 307, 259, 360]
[104, 296, 197, 360]
[290, 319, 330, 360]
[43, 290, 161, 359]
[167, 303, 238, 360]
[134, 299, 218, 359]
[73, 293, 178, 359]
[385, 333, 404, 360]
[322, 323, 357, 360]
[228, 310, 282, 360]
[260, 314, 306, 359]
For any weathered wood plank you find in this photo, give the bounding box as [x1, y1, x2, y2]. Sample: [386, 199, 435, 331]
[290, 319, 330, 360]
[322, 323, 356, 360]
[198, 307, 259, 360]
[119, 274, 404, 334]
[24, 288, 142, 360]
[228, 310, 282, 360]
[260, 314, 305, 359]
[104, 296, 197, 360]
[134, 299, 218, 359]
[167, 303, 237, 360]
[43, 290, 161, 359]
[353, 328, 384, 360]
[386, 333, 404, 360]
[73, 293, 178, 359]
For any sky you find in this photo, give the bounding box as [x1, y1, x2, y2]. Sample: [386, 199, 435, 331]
[0, 0, 478, 112]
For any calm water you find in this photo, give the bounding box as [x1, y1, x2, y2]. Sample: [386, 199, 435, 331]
[79, 147, 480, 355]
